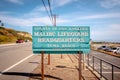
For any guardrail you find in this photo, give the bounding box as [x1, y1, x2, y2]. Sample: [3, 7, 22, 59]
[86, 54, 120, 80]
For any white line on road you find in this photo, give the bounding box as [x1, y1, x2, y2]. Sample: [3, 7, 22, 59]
[103, 72, 120, 74]
[0, 54, 34, 75]
[0, 43, 17, 47]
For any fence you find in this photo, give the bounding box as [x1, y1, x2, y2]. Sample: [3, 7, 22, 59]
[86, 54, 120, 80]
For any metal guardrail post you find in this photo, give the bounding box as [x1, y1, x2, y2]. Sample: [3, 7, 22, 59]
[112, 65, 114, 80]
[88, 54, 89, 66]
[88, 54, 120, 80]
[93, 56, 94, 71]
[100, 60, 102, 78]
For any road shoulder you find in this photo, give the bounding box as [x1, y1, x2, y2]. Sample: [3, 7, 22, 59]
[29, 54, 98, 80]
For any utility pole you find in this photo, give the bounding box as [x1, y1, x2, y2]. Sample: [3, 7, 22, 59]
[48, 14, 57, 65]
[53, 14, 63, 58]
[53, 14, 56, 26]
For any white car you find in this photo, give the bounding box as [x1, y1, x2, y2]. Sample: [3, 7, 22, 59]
[113, 47, 120, 54]
[116, 47, 120, 54]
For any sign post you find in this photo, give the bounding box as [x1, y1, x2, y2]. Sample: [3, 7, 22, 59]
[78, 51, 82, 80]
[48, 54, 50, 65]
[41, 51, 44, 80]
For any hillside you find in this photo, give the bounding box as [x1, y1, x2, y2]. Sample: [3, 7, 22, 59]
[0, 26, 32, 44]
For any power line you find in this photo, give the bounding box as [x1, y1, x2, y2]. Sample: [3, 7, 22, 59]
[48, 0, 57, 26]
[41, 0, 53, 25]
[48, 0, 53, 24]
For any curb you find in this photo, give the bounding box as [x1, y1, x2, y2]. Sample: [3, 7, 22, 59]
[0, 43, 17, 47]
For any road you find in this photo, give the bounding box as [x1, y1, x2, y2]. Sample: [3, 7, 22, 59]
[0, 43, 120, 80]
[0, 42, 41, 80]
[90, 50, 120, 66]
[88, 50, 120, 80]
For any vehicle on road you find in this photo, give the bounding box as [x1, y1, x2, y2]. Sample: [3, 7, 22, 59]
[16, 39, 24, 43]
[112, 47, 120, 54]
[25, 39, 29, 42]
[104, 47, 112, 52]
[110, 47, 117, 52]
[97, 46, 108, 51]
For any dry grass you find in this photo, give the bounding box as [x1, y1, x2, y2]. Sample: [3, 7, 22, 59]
[95, 50, 120, 58]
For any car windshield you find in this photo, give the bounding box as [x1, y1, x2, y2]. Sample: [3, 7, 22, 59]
[112, 48, 117, 50]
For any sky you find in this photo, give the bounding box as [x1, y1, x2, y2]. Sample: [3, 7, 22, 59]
[0, 0, 120, 42]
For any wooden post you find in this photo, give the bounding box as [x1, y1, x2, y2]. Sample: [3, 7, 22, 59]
[83, 54, 86, 70]
[78, 51, 82, 80]
[48, 54, 50, 65]
[61, 54, 63, 59]
[41, 51, 44, 80]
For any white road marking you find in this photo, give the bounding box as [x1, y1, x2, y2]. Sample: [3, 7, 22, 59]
[0, 54, 34, 75]
[103, 72, 120, 74]
[0, 43, 17, 47]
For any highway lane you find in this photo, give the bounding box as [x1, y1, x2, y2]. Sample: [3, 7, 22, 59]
[0, 43, 120, 80]
[88, 50, 120, 80]
[0, 43, 41, 80]
[90, 50, 120, 67]
[0, 43, 32, 71]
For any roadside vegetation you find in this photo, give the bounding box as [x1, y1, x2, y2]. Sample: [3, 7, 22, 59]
[0, 26, 32, 44]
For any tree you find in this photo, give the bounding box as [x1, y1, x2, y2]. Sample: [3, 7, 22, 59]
[1, 23, 4, 26]
[0, 20, 1, 23]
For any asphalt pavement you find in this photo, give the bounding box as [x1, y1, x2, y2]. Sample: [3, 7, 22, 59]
[89, 50, 120, 80]
[0, 43, 120, 80]
[90, 50, 120, 66]
[0, 42, 41, 80]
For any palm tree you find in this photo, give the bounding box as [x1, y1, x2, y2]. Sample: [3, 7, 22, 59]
[0, 20, 1, 27]
[1, 23, 4, 26]
[0, 20, 1, 25]
[0, 20, 4, 27]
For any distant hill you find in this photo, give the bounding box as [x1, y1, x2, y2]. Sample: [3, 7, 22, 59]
[0, 26, 32, 44]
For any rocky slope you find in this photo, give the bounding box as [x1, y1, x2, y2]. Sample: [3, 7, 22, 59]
[0, 26, 32, 44]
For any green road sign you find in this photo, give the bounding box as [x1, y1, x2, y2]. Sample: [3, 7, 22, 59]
[32, 26, 90, 54]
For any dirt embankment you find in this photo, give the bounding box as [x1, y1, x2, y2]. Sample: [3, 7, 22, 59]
[29, 54, 98, 80]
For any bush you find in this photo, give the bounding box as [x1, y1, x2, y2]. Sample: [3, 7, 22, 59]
[0, 35, 9, 42]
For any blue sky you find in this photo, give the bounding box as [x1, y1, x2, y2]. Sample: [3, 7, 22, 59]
[0, 0, 120, 42]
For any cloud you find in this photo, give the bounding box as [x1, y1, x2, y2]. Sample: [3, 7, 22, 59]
[57, 18, 71, 25]
[0, 11, 14, 15]
[33, 5, 50, 12]
[0, 5, 53, 27]
[91, 24, 120, 42]
[22, 6, 43, 17]
[56, 0, 72, 6]
[0, 14, 53, 27]
[1, 6, 120, 28]
[76, 13, 120, 20]
[94, 24, 120, 36]
[99, 0, 120, 8]
[0, 13, 71, 27]
[6, 0, 24, 5]
[52, 0, 77, 7]
[0, 15, 35, 26]
[38, 0, 73, 17]
[56, 12, 120, 23]
[40, 6, 50, 12]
